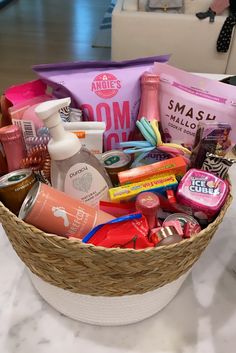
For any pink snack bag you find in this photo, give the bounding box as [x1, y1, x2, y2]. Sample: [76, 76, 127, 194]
[5, 79, 47, 106]
[33, 56, 169, 151]
[153, 63, 236, 148]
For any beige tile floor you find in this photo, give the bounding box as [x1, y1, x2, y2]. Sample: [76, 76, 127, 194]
[0, 0, 111, 93]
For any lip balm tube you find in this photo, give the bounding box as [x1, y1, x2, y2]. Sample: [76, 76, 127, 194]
[135, 192, 160, 230]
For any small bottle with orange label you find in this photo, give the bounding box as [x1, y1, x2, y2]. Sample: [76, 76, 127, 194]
[63, 121, 105, 160]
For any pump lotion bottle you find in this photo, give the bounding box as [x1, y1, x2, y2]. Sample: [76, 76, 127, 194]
[35, 98, 112, 208]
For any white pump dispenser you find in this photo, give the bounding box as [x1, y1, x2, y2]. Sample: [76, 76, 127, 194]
[35, 98, 112, 208]
[35, 97, 81, 160]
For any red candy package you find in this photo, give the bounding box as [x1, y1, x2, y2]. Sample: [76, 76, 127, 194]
[82, 213, 153, 249]
[99, 200, 136, 217]
[5, 79, 47, 106]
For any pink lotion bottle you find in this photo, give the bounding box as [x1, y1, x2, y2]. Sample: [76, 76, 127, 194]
[0, 125, 26, 172]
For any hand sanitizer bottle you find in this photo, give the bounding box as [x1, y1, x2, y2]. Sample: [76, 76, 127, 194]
[35, 97, 112, 208]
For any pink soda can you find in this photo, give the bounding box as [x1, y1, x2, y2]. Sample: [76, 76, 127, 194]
[19, 182, 113, 239]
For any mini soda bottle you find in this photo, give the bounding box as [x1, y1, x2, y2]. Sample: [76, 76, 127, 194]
[0, 125, 26, 172]
[138, 72, 160, 122]
[130, 72, 164, 141]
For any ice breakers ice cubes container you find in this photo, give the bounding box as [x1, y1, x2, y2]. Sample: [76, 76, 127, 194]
[176, 169, 229, 219]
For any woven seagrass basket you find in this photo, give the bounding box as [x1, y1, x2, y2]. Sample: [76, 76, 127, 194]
[0, 191, 232, 298]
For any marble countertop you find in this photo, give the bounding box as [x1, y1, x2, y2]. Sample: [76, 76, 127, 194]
[0, 167, 236, 353]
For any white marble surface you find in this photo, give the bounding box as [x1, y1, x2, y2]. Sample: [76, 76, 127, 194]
[0, 167, 236, 353]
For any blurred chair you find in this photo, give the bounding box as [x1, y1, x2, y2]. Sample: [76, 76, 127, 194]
[112, 0, 235, 73]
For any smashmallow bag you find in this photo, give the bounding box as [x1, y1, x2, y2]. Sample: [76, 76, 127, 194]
[153, 62, 236, 147]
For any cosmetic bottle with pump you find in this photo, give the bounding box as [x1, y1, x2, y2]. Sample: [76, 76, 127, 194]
[35, 98, 112, 208]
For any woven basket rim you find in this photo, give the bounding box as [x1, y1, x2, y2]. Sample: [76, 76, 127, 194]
[1, 191, 232, 254]
[1, 185, 232, 296]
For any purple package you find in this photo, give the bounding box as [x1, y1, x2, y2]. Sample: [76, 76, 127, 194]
[33, 56, 169, 151]
[153, 63, 236, 148]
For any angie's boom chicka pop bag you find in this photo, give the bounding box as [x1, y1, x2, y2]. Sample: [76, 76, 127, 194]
[33, 56, 169, 151]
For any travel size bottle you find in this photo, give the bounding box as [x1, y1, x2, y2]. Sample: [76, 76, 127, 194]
[35, 98, 112, 208]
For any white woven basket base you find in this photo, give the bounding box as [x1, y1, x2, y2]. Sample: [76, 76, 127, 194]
[29, 270, 190, 326]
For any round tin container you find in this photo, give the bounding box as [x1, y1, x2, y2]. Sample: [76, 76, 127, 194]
[101, 150, 132, 186]
[0, 169, 36, 215]
[163, 213, 201, 238]
[150, 226, 182, 246]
